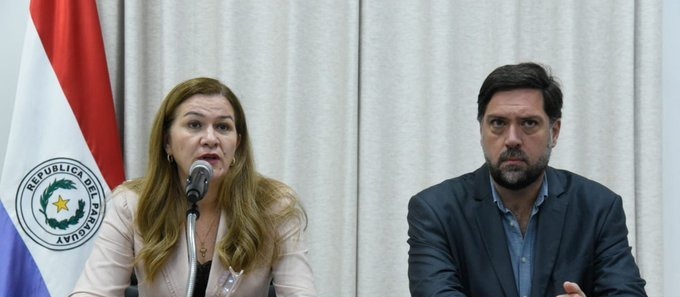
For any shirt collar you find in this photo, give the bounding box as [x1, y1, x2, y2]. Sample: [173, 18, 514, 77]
[490, 173, 549, 214]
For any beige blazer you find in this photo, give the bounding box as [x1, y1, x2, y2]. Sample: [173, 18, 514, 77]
[71, 186, 316, 297]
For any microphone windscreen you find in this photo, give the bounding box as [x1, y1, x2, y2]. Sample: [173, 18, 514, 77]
[190, 160, 213, 177]
[186, 160, 213, 203]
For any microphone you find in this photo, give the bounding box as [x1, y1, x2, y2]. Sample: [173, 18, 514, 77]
[185, 160, 213, 203]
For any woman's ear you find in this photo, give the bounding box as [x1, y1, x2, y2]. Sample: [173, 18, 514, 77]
[164, 134, 172, 155]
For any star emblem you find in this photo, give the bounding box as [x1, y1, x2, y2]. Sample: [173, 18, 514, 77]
[52, 195, 70, 213]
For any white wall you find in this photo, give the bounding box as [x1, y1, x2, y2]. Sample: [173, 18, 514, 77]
[0, 0, 28, 182]
[663, 0, 680, 295]
[0, 1, 677, 295]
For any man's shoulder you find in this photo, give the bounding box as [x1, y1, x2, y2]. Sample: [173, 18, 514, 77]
[412, 166, 485, 202]
[548, 167, 620, 201]
[549, 167, 612, 189]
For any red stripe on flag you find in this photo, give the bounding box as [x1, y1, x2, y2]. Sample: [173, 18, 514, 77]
[30, 0, 125, 188]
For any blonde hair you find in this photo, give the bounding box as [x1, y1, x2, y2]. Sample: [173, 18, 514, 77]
[130, 77, 306, 281]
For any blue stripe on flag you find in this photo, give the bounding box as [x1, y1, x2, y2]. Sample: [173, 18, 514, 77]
[0, 203, 50, 297]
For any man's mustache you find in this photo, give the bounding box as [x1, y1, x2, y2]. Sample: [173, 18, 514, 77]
[499, 148, 528, 162]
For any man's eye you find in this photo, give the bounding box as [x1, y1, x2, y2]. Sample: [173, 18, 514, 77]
[522, 120, 538, 128]
[489, 119, 505, 128]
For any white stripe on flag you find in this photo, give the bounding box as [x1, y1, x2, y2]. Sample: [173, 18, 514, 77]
[0, 13, 112, 297]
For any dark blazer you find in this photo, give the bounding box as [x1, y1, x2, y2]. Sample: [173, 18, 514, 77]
[407, 165, 646, 297]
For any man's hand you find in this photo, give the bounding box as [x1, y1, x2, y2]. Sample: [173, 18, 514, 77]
[556, 281, 586, 297]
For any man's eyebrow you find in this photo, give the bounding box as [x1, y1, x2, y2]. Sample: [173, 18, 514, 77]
[484, 114, 507, 119]
[485, 113, 544, 119]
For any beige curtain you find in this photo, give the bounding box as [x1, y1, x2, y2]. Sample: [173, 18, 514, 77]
[97, 1, 662, 296]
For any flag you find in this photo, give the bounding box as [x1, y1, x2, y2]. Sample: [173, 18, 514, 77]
[0, 0, 125, 296]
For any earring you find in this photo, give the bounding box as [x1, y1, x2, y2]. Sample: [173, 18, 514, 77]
[230, 157, 236, 167]
[167, 154, 174, 163]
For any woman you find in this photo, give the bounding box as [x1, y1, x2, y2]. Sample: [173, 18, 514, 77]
[71, 77, 316, 296]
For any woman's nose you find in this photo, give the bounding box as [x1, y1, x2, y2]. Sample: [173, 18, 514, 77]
[201, 127, 218, 146]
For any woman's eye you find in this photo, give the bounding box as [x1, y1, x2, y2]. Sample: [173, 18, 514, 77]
[188, 121, 201, 129]
[216, 123, 231, 132]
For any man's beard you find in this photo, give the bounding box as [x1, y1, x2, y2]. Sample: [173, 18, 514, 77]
[485, 146, 551, 190]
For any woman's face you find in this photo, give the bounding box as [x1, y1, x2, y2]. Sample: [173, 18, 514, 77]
[165, 94, 240, 184]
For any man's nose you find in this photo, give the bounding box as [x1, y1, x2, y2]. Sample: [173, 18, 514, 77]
[504, 124, 522, 148]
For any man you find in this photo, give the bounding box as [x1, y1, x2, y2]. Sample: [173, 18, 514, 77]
[407, 62, 647, 297]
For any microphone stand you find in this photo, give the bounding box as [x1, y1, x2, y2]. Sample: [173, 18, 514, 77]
[185, 203, 200, 297]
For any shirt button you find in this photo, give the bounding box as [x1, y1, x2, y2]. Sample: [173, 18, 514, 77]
[510, 222, 515, 227]
[521, 257, 527, 263]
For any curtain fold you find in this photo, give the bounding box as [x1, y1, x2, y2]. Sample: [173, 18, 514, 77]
[97, 1, 662, 296]
[98, 1, 361, 296]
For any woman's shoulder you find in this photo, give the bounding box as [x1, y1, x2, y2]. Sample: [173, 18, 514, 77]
[257, 177, 297, 203]
[257, 176, 306, 220]
[259, 176, 294, 192]
[107, 180, 142, 214]
[111, 180, 142, 198]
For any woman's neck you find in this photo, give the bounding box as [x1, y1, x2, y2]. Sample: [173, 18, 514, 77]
[196, 183, 220, 210]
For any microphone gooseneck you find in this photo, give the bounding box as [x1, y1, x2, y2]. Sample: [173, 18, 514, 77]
[184, 159, 213, 297]
[185, 207, 199, 297]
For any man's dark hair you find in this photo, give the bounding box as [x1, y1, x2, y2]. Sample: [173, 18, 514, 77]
[477, 62, 563, 123]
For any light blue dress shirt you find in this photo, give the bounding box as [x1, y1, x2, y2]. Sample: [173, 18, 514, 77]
[490, 175, 548, 297]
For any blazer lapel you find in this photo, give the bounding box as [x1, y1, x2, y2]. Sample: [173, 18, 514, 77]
[472, 166, 518, 297]
[162, 212, 227, 297]
[160, 225, 189, 297]
[206, 211, 227, 296]
[530, 167, 569, 297]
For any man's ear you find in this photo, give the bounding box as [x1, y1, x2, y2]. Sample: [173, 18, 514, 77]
[479, 122, 484, 146]
[550, 119, 561, 147]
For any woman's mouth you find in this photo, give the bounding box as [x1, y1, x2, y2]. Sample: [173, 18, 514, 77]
[199, 154, 220, 164]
